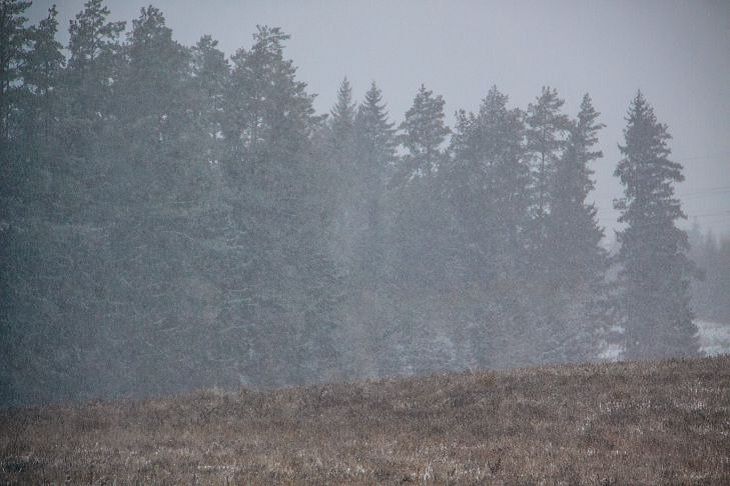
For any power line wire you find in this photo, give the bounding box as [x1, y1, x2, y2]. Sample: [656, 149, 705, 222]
[674, 151, 730, 161]
[679, 187, 730, 198]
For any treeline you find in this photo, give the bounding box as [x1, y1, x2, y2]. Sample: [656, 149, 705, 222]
[0, 1, 700, 406]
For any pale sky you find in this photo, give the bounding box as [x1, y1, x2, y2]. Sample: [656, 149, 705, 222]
[28, 0, 730, 238]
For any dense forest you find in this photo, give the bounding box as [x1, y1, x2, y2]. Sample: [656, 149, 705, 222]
[1, 1, 725, 406]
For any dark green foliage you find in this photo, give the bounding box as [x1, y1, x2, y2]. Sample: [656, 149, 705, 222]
[0, 0, 32, 140]
[1, 5, 340, 405]
[1, 2, 710, 406]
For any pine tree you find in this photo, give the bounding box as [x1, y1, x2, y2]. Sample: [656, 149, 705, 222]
[548, 94, 606, 284]
[23, 6, 64, 94]
[375, 85, 452, 375]
[108, 6, 206, 394]
[322, 77, 358, 266]
[389, 84, 450, 284]
[330, 77, 357, 149]
[223, 26, 339, 386]
[393, 84, 449, 185]
[522, 86, 573, 365]
[0, 0, 33, 406]
[2, 1, 62, 203]
[118, 5, 195, 199]
[446, 85, 530, 282]
[352, 81, 396, 281]
[20, 4, 63, 141]
[190, 35, 228, 166]
[355, 81, 396, 188]
[0, 0, 32, 141]
[57, 0, 125, 218]
[525, 86, 570, 236]
[65, 0, 125, 122]
[443, 85, 532, 368]
[614, 91, 699, 359]
[539, 94, 608, 363]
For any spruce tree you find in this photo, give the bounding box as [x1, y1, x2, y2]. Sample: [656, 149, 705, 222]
[355, 81, 396, 188]
[352, 81, 396, 281]
[548, 94, 606, 283]
[614, 91, 699, 359]
[322, 78, 359, 266]
[540, 94, 608, 363]
[330, 77, 357, 149]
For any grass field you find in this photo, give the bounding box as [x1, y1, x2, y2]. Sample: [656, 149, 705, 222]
[1, 356, 729, 484]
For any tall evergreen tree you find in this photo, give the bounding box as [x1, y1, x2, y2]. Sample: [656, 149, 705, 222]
[0, 0, 33, 406]
[521, 86, 574, 365]
[118, 5, 195, 199]
[548, 94, 606, 283]
[614, 91, 698, 359]
[0, 0, 32, 141]
[538, 94, 608, 363]
[1, 2, 63, 205]
[20, 4, 63, 141]
[190, 35, 228, 166]
[355, 81, 396, 188]
[322, 77, 359, 266]
[525, 86, 570, 234]
[58, 0, 124, 218]
[330, 77, 357, 148]
[389, 84, 450, 284]
[393, 84, 449, 185]
[352, 81, 396, 280]
[223, 26, 339, 386]
[443, 85, 531, 367]
[65, 0, 125, 121]
[446, 85, 530, 283]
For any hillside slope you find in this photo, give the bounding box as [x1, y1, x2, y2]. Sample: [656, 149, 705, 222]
[2, 356, 729, 484]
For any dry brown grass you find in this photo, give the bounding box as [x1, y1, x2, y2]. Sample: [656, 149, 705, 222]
[1, 356, 729, 485]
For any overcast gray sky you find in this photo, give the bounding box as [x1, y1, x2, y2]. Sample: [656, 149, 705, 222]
[28, 0, 730, 238]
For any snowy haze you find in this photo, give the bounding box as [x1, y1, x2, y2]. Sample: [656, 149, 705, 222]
[29, 0, 730, 237]
[5, 0, 730, 407]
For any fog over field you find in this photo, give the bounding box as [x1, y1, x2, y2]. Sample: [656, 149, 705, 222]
[1, 0, 729, 409]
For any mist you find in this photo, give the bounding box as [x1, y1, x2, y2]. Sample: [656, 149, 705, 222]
[2, 0, 729, 408]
